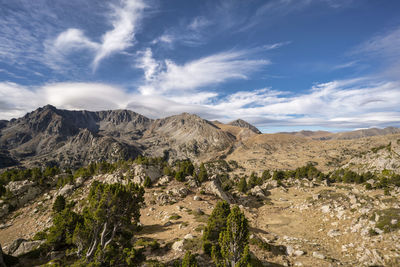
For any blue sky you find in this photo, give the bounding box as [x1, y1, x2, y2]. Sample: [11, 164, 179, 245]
[1, 0, 400, 132]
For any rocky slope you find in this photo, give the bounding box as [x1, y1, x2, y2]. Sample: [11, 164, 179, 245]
[1, 105, 400, 174]
[141, 113, 236, 161]
[228, 119, 262, 134]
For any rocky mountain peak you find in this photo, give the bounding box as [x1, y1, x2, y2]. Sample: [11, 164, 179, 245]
[228, 119, 261, 134]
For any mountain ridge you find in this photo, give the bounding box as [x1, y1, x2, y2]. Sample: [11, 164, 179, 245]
[1, 105, 400, 172]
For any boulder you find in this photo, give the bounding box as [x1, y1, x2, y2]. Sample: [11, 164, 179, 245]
[0, 204, 9, 218]
[294, 250, 305, 256]
[312, 251, 325, 260]
[57, 184, 75, 197]
[250, 186, 267, 197]
[169, 187, 189, 198]
[156, 175, 171, 186]
[286, 245, 294, 256]
[184, 234, 194, 240]
[204, 180, 234, 204]
[172, 240, 184, 252]
[262, 180, 278, 190]
[75, 177, 85, 187]
[321, 205, 330, 213]
[11, 240, 44, 257]
[6, 239, 26, 255]
[132, 164, 162, 185]
[193, 195, 202, 201]
[5, 180, 41, 207]
[157, 194, 176, 205]
[327, 229, 341, 238]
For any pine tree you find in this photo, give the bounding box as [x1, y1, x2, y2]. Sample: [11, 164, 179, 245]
[237, 177, 247, 193]
[202, 201, 231, 255]
[218, 206, 250, 267]
[198, 163, 208, 183]
[72, 181, 144, 261]
[53, 195, 66, 213]
[181, 251, 198, 267]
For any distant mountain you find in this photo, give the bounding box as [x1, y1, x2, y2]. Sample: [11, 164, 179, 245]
[0, 106, 236, 168]
[0, 105, 150, 168]
[228, 119, 262, 134]
[331, 127, 400, 140]
[1, 105, 400, 171]
[280, 127, 400, 140]
[141, 113, 235, 160]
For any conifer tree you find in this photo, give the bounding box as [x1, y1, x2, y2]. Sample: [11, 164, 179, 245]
[217, 205, 250, 267]
[202, 201, 231, 255]
[198, 163, 208, 183]
[72, 181, 144, 261]
[181, 251, 198, 267]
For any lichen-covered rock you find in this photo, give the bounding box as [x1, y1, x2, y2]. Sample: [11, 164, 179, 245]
[4, 180, 41, 209]
[132, 164, 162, 185]
[9, 240, 45, 257]
[57, 184, 75, 197]
[204, 180, 234, 204]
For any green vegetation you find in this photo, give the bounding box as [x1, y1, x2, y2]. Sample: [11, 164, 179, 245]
[197, 163, 208, 183]
[52, 195, 66, 213]
[143, 176, 152, 188]
[237, 177, 247, 193]
[181, 251, 198, 267]
[174, 160, 195, 182]
[212, 205, 250, 267]
[250, 237, 271, 251]
[374, 208, 400, 233]
[43, 181, 145, 265]
[202, 201, 231, 255]
[169, 214, 182, 220]
[135, 239, 160, 251]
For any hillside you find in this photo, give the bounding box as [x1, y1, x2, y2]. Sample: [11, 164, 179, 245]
[1, 106, 400, 175]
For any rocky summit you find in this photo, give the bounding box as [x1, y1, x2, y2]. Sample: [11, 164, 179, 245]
[0, 106, 400, 266]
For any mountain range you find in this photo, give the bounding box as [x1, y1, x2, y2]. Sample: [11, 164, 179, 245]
[1, 105, 400, 173]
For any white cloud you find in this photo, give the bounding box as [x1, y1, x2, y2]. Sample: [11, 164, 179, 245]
[262, 41, 291, 51]
[47, 0, 147, 70]
[53, 29, 99, 52]
[188, 16, 211, 31]
[136, 49, 270, 95]
[1, 77, 399, 131]
[357, 26, 400, 58]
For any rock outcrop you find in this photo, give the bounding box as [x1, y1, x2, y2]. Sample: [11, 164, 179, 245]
[228, 119, 261, 134]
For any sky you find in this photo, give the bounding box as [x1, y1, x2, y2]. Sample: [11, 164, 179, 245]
[0, 0, 400, 133]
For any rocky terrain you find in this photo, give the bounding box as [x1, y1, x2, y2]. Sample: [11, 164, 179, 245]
[0, 159, 399, 266]
[0, 106, 400, 266]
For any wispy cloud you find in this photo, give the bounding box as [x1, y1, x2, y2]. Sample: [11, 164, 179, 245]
[262, 41, 291, 51]
[136, 49, 270, 95]
[46, 0, 147, 71]
[152, 16, 212, 48]
[353, 26, 400, 78]
[332, 61, 358, 70]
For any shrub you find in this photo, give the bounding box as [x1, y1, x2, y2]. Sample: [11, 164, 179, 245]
[181, 251, 198, 267]
[52, 195, 66, 213]
[237, 177, 247, 193]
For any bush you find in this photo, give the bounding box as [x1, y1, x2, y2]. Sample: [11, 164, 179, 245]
[143, 176, 152, 188]
[52, 195, 66, 213]
[237, 177, 247, 193]
[33, 230, 48, 240]
[181, 251, 198, 267]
